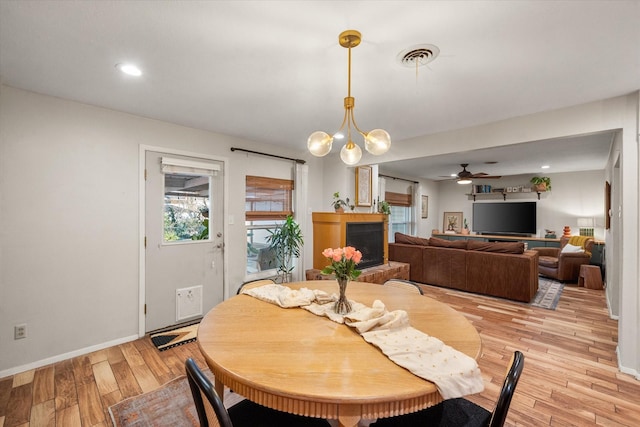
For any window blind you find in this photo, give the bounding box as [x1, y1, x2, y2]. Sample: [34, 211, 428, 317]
[385, 191, 412, 207]
[246, 176, 294, 221]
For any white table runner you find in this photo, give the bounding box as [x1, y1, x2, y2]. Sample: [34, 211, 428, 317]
[242, 284, 484, 399]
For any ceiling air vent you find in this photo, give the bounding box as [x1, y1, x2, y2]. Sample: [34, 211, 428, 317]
[397, 44, 440, 68]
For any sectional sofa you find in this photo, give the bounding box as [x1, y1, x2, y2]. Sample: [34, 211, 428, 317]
[388, 233, 539, 302]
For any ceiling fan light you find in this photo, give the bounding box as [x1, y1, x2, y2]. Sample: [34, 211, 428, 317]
[307, 131, 333, 157]
[340, 142, 362, 165]
[457, 178, 472, 185]
[365, 129, 391, 155]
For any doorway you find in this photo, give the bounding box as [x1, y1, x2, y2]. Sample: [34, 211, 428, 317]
[141, 148, 226, 333]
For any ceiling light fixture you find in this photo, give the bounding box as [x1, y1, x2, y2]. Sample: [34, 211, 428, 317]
[307, 30, 391, 165]
[116, 63, 142, 77]
[457, 178, 472, 185]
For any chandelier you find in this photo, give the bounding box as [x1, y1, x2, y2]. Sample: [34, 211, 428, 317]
[307, 30, 391, 165]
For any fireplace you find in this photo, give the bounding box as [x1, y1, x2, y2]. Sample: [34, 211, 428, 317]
[311, 212, 388, 270]
[346, 222, 384, 268]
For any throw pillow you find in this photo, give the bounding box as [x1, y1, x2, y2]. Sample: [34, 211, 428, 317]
[394, 232, 430, 246]
[561, 243, 584, 253]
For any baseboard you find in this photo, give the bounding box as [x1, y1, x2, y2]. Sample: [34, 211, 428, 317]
[0, 334, 139, 378]
[605, 288, 620, 320]
[616, 346, 640, 380]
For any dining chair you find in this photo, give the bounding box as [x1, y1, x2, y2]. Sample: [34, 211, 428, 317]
[370, 350, 524, 427]
[236, 278, 275, 295]
[185, 358, 331, 427]
[383, 279, 424, 295]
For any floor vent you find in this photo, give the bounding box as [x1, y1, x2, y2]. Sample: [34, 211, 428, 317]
[176, 285, 203, 321]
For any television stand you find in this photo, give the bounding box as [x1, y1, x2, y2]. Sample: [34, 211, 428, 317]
[479, 232, 532, 238]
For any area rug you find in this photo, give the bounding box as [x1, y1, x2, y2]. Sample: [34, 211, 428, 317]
[150, 323, 198, 351]
[109, 368, 244, 427]
[530, 277, 565, 310]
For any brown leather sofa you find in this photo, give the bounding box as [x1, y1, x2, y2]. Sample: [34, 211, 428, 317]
[389, 233, 539, 302]
[533, 236, 594, 282]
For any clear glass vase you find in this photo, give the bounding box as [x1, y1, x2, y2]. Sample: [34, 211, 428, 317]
[334, 278, 352, 314]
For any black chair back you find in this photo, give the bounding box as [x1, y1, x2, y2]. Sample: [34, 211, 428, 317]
[186, 358, 233, 427]
[489, 350, 525, 427]
[236, 278, 275, 294]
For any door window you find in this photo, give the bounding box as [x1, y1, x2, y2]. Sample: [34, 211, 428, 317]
[163, 172, 210, 242]
[161, 157, 219, 243]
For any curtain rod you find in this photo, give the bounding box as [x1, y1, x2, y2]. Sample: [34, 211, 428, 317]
[230, 147, 306, 164]
[379, 173, 418, 184]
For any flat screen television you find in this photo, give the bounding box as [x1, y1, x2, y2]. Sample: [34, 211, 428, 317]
[472, 202, 537, 236]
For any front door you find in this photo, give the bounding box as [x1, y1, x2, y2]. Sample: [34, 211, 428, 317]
[144, 150, 224, 332]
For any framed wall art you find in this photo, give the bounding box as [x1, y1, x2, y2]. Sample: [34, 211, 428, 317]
[355, 166, 372, 206]
[421, 195, 428, 218]
[443, 211, 463, 233]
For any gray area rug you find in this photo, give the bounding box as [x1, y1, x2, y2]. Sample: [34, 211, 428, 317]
[531, 277, 564, 310]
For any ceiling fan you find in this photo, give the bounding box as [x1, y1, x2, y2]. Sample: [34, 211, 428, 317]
[444, 164, 502, 184]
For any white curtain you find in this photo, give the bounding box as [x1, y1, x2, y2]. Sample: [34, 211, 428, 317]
[378, 177, 387, 206]
[294, 163, 309, 282]
[412, 183, 419, 234]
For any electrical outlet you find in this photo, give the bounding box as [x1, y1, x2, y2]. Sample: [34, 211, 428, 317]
[14, 324, 27, 340]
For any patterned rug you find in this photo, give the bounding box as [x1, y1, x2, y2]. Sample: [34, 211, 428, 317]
[531, 277, 565, 310]
[109, 367, 243, 427]
[150, 323, 198, 351]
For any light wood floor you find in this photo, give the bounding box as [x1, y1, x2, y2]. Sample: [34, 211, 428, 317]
[1, 282, 639, 426]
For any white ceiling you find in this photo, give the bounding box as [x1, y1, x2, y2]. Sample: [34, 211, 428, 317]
[1, 1, 638, 179]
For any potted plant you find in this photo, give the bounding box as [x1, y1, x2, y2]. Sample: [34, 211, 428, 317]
[530, 176, 551, 192]
[461, 218, 470, 235]
[266, 215, 304, 283]
[378, 200, 391, 215]
[331, 192, 350, 213]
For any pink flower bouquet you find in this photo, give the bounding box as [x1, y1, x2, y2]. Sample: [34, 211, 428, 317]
[320, 246, 363, 281]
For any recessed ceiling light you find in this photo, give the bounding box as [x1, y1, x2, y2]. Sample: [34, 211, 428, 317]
[541, 165, 550, 169]
[116, 63, 142, 77]
[333, 132, 344, 140]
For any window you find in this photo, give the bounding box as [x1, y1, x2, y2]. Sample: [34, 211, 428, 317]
[162, 157, 218, 242]
[245, 176, 293, 220]
[245, 176, 294, 276]
[386, 191, 413, 240]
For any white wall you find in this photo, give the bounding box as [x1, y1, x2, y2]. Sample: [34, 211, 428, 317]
[434, 171, 605, 239]
[0, 85, 324, 375]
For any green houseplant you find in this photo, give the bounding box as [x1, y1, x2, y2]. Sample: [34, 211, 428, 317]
[378, 200, 391, 215]
[266, 215, 304, 283]
[530, 176, 551, 191]
[331, 192, 350, 212]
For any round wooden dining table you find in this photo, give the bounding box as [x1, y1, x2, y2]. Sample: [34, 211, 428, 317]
[197, 280, 482, 427]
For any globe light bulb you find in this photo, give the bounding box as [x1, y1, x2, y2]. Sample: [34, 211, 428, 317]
[340, 142, 362, 165]
[307, 131, 333, 157]
[365, 129, 391, 155]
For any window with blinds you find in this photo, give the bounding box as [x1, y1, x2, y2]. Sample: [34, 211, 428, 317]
[385, 191, 412, 207]
[245, 176, 294, 221]
[385, 191, 413, 239]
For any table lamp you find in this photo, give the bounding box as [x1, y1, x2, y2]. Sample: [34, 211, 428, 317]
[577, 218, 594, 237]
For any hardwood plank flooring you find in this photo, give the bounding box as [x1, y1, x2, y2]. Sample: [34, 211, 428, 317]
[0, 283, 638, 426]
